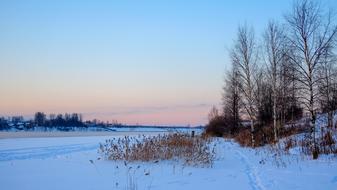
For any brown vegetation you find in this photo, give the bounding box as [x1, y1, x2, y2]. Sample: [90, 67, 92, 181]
[216, 0, 337, 158]
[233, 125, 308, 147]
[298, 131, 337, 156]
[280, 130, 337, 159]
[205, 115, 308, 147]
[99, 133, 216, 167]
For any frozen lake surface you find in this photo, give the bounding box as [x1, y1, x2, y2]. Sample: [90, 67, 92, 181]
[0, 132, 336, 190]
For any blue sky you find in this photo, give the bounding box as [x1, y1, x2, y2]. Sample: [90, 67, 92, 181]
[1, 0, 336, 125]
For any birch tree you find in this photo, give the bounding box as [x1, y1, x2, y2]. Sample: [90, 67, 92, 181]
[263, 21, 286, 142]
[285, 0, 337, 155]
[318, 53, 337, 128]
[222, 64, 241, 131]
[231, 25, 258, 147]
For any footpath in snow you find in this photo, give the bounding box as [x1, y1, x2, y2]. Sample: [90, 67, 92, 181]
[0, 134, 336, 190]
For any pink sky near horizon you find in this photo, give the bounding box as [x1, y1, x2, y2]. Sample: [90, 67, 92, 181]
[84, 105, 212, 126]
[0, 104, 214, 126]
[4, 0, 331, 125]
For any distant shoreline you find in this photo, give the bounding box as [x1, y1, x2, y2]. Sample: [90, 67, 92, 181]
[0, 131, 166, 139]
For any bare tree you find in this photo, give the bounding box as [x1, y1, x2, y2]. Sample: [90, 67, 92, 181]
[318, 52, 337, 128]
[284, 56, 304, 123]
[222, 64, 241, 131]
[278, 55, 292, 126]
[285, 0, 337, 154]
[255, 68, 273, 127]
[263, 21, 287, 142]
[208, 106, 219, 122]
[231, 24, 258, 147]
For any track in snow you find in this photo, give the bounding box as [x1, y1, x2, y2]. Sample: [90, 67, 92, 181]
[235, 150, 267, 190]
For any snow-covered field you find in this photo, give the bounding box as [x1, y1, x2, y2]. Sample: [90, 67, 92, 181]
[0, 131, 162, 139]
[0, 132, 336, 190]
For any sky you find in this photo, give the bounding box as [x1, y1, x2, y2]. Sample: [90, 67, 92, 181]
[1, 0, 336, 126]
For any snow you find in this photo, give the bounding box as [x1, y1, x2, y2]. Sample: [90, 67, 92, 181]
[3, 126, 204, 134]
[0, 131, 162, 139]
[0, 133, 336, 190]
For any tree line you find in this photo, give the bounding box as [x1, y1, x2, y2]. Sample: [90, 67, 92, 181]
[34, 112, 85, 127]
[210, 0, 337, 153]
[0, 112, 122, 130]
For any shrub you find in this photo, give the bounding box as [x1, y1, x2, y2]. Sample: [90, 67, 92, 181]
[278, 125, 309, 137]
[234, 129, 251, 146]
[99, 133, 216, 167]
[289, 130, 337, 157]
[233, 124, 308, 147]
[205, 116, 227, 137]
[205, 115, 239, 137]
[320, 131, 336, 154]
[284, 138, 295, 152]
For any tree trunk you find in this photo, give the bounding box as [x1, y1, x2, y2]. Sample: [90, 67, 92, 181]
[250, 119, 255, 147]
[273, 100, 277, 142]
[328, 111, 333, 128]
[273, 77, 277, 142]
[310, 91, 317, 159]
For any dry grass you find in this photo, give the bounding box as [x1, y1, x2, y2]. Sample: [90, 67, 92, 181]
[233, 125, 308, 147]
[280, 130, 337, 159]
[284, 137, 296, 152]
[99, 133, 216, 167]
[232, 124, 337, 158]
[298, 131, 337, 156]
